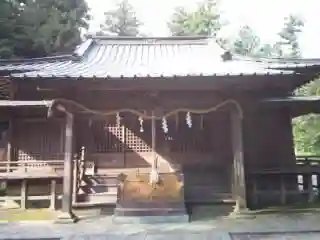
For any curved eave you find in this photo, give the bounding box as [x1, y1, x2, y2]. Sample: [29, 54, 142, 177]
[261, 96, 320, 117]
[9, 70, 296, 79]
[231, 54, 320, 73]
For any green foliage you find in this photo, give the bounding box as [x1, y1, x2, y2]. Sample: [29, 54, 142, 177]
[232, 26, 261, 56]
[0, 0, 90, 58]
[231, 25, 277, 57]
[294, 79, 320, 154]
[276, 14, 304, 58]
[282, 15, 320, 155]
[99, 0, 141, 36]
[168, 0, 222, 36]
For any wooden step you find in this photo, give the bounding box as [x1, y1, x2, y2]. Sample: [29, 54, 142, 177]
[76, 192, 117, 205]
[89, 184, 118, 194]
[85, 175, 119, 185]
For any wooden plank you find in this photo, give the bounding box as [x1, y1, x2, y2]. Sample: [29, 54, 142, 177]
[0, 172, 63, 180]
[0, 195, 63, 201]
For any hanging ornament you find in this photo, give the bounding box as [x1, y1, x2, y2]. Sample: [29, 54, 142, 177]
[162, 116, 168, 133]
[186, 112, 192, 128]
[138, 116, 144, 132]
[116, 112, 121, 128]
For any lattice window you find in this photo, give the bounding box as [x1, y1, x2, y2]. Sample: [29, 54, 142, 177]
[124, 119, 152, 152]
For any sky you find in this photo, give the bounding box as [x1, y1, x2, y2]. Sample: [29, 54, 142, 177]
[86, 0, 320, 58]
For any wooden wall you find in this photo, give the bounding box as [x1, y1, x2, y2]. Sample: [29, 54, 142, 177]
[13, 119, 64, 170]
[243, 108, 296, 170]
[75, 111, 232, 170]
[75, 111, 234, 203]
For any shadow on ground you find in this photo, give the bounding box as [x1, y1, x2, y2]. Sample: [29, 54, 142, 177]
[189, 204, 234, 222]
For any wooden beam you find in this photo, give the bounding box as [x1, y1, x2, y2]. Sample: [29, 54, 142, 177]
[230, 107, 247, 212]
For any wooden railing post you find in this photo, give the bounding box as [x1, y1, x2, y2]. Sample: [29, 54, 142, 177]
[72, 154, 78, 205]
[50, 179, 57, 210]
[21, 179, 27, 210]
[307, 173, 314, 203]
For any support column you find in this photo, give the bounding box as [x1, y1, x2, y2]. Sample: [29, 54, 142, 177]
[56, 112, 77, 223]
[149, 111, 159, 184]
[231, 108, 247, 213]
[151, 112, 156, 169]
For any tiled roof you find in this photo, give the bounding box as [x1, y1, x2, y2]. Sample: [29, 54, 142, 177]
[0, 36, 306, 79]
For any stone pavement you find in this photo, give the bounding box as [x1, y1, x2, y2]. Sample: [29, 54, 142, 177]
[1, 213, 320, 239]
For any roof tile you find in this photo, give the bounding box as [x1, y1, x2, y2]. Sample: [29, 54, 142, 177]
[0, 36, 297, 78]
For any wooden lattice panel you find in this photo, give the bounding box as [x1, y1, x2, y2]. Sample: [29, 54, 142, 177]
[125, 126, 151, 152]
[105, 124, 124, 152]
[92, 120, 124, 153]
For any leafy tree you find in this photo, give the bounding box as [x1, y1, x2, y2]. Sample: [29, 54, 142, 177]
[0, 0, 90, 58]
[232, 25, 261, 56]
[276, 14, 304, 58]
[0, 0, 23, 58]
[278, 15, 320, 155]
[99, 0, 141, 36]
[168, 0, 222, 37]
[226, 25, 276, 57]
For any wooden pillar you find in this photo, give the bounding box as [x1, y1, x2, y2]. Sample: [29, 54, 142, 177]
[151, 112, 156, 169]
[56, 112, 77, 223]
[149, 111, 159, 184]
[307, 174, 314, 203]
[231, 108, 247, 212]
[280, 175, 286, 205]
